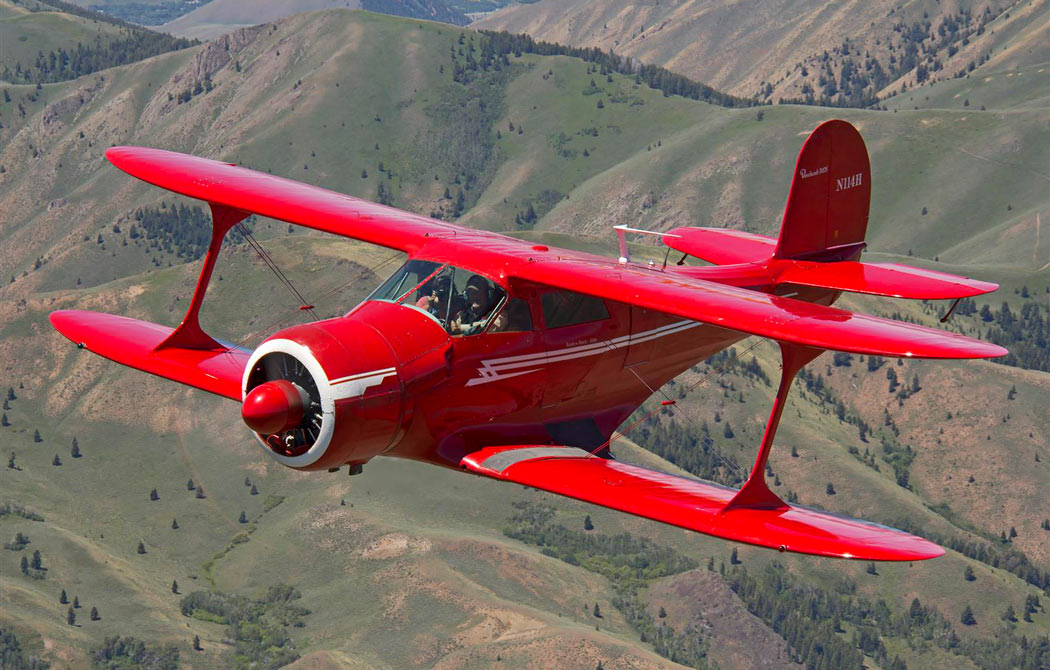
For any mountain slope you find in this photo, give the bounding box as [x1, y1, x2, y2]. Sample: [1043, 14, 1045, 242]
[1, 8, 1047, 669]
[474, 0, 1049, 106]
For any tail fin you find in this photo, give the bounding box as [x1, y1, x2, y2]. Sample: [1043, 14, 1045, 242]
[774, 119, 871, 261]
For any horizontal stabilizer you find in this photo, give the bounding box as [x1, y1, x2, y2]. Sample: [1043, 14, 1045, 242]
[776, 261, 999, 299]
[663, 227, 776, 265]
[461, 445, 943, 560]
[50, 310, 249, 400]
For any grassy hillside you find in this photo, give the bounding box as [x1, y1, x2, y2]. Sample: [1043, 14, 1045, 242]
[0, 0, 129, 67]
[1, 8, 1047, 669]
[0, 0, 196, 85]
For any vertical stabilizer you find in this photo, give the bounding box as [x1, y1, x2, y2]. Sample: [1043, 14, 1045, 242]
[775, 120, 871, 260]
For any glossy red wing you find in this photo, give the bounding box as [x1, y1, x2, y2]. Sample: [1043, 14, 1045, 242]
[775, 261, 999, 299]
[511, 259, 1006, 359]
[106, 147, 468, 254]
[462, 446, 943, 561]
[50, 310, 249, 400]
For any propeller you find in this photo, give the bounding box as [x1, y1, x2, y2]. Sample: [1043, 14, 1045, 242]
[242, 352, 323, 456]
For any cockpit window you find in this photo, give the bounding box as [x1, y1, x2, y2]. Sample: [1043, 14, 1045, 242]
[370, 260, 508, 336]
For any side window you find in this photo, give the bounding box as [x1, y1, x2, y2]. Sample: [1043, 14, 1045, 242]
[488, 297, 533, 333]
[451, 272, 506, 336]
[541, 291, 609, 329]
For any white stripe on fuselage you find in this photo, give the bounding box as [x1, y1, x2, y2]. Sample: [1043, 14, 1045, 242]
[330, 367, 397, 400]
[466, 320, 699, 386]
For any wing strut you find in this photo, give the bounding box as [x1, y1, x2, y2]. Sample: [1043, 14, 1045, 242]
[723, 343, 823, 511]
[154, 204, 248, 352]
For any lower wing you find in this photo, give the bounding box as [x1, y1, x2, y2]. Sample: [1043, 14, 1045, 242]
[50, 310, 249, 400]
[461, 445, 943, 561]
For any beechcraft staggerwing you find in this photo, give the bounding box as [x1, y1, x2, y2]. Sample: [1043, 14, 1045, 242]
[51, 120, 1006, 561]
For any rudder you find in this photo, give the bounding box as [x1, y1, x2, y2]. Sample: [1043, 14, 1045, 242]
[775, 120, 871, 261]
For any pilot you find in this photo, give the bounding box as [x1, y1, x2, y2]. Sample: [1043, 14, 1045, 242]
[455, 275, 499, 335]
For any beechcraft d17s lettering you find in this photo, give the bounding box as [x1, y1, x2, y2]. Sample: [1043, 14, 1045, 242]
[52, 120, 1005, 561]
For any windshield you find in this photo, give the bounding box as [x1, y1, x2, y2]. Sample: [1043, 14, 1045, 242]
[370, 260, 508, 336]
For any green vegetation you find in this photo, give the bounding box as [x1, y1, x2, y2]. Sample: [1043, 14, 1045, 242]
[89, 636, 178, 669]
[727, 562, 1050, 670]
[505, 501, 708, 668]
[0, 627, 50, 669]
[85, 0, 214, 25]
[1, 1, 196, 84]
[130, 203, 249, 262]
[179, 584, 309, 669]
[0, 502, 44, 521]
[504, 502, 696, 586]
[779, 6, 1009, 107]
[481, 30, 754, 108]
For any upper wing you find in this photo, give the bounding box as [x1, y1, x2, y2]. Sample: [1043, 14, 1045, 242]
[512, 258, 1006, 359]
[106, 146, 466, 254]
[462, 445, 943, 561]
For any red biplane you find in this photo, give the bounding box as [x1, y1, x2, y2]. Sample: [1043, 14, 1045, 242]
[51, 120, 1005, 561]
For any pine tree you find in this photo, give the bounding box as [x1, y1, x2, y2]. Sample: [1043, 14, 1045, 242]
[2, 413, 9, 427]
[964, 566, 975, 581]
[150, 488, 159, 501]
[20, 555, 29, 574]
[172, 517, 179, 530]
[71, 441, 81, 458]
[826, 482, 836, 495]
[73, 595, 80, 609]
[239, 511, 248, 524]
[67, 607, 76, 626]
[31, 550, 42, 570]
[592, 603, 601, 618]
[7, 452, 15, 468]
[52, 454, 61, 466]
[583, 515, 593, 531]
[730, 547, 740, 564]
[195, 486, 205, 499]
[60, 589, 68, 604]
[193, 635, 202, 651]
[961, 605, 976, 625]
[187, 479, 195, 490]
[137, 541, 146, 554]
[866, 562, 878, 575]
[33, 429, 42, 443]
[250, 484, 259, 495]
[658, 606, 667, 618]
[172, 579, 179, 594]
[90, 606, 99, 621]
[1002, 604, 1017, 622]
[244, 476, 251, 487]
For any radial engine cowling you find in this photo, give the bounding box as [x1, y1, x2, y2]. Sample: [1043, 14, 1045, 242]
[241, 317, 403, 471]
